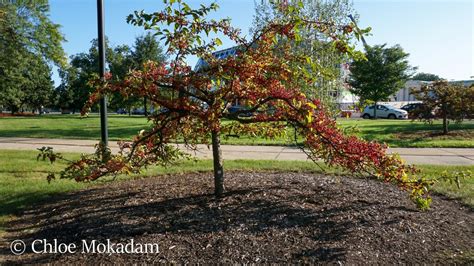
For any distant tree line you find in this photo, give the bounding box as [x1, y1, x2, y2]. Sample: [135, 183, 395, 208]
[0, 1, 166, 115]
[411, 72, 441, 82]
[56, 34, 167, 115]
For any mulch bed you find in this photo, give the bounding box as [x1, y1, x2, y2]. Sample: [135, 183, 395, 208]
[1, 171, 473, 264]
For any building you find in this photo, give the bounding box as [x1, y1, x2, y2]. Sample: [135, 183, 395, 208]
[194, 46, 240, 71]
[385, 79, 474, 108]
[195, 47, 474, 111]
[195, 46, 354, 109]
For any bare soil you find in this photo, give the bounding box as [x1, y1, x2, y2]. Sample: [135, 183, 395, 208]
[1, 171, 473, 264]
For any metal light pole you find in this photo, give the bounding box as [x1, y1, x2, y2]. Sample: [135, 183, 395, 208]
[97, 0, 108, 147]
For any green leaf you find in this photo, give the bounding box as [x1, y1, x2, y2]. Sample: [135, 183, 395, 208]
[182, 2, 191, 12]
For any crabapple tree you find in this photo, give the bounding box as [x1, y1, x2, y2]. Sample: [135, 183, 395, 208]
[411, 80, 474, 134]
[41, 0, 432, 209]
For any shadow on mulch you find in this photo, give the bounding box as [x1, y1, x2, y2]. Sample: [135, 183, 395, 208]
[1, 172, 473, 264]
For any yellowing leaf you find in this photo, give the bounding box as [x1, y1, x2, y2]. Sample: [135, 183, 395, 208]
[307, 102, 317, 109]
[306, 111, 313, 123]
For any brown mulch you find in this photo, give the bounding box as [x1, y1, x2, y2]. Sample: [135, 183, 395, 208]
[1, 171, 473, 264]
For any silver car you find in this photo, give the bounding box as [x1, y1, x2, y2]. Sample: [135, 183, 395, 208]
[362, 104, 408, 119]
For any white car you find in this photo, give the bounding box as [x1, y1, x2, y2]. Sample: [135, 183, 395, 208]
[361, 104, 408, 119]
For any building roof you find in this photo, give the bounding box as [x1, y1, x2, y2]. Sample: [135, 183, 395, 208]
[194, 46, 241, 71]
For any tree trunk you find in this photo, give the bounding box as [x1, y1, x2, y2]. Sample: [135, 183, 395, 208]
[442, 103, 448, 134]
[10, 104, 18, 115]
[211, 131, 224, 197]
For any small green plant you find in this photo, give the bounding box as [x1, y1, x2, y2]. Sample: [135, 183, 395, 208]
[37, 146, 63, 164]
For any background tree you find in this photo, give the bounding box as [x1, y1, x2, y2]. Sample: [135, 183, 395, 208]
[412, 72, 441, 81]
[21, 54, 55, 113]
[58, 35, 165, 115]
[67, 53, 94, 114]
[107, 44, 136, 114]
[1, 51, 54, 114]
[0, 0, 65, 113]
[53, 68, 76, 111]
[62, 38, 129, 113]
[42, 0, 432, 209]
[130, 33, 167, 116]
[467, 84, 474, 119]
[349, 44, 415, 118]
[252, 0, 358, 113]
[0, 4, 24, 113]
[66, 39, 110, 113]
[411, 80, 473, 134]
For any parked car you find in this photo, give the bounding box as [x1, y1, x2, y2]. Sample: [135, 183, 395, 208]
[401, 103, 434, 119]
[361, 104, 408, 119]
[39, 108, 51, 114]
[227, 105, 253, 117]
[116, 108, 127, 114]
[131, 108, 146, 115]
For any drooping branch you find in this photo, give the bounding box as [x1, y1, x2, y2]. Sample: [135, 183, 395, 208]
[42, 0, 433, 210]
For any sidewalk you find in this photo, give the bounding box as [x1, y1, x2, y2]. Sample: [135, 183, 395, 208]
[1, 137, 473, 165]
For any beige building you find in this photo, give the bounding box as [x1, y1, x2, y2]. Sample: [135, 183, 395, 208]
[387, 79, 474, 108]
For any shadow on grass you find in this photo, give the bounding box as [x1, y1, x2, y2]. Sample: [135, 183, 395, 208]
[0, 128, 145, 140]
[354, 122, 474, 147]
[358, 121, 474, 134]
[0, 190, 77, 222]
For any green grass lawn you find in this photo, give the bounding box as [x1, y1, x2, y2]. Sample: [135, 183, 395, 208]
[0, 114, 473, 147]
[0, 114, 148, 140]
[1, 149, 473, 235]
[339, 118, 474, 148]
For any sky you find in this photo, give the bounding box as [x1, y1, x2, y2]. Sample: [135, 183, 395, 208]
[48, 0, 473, 84]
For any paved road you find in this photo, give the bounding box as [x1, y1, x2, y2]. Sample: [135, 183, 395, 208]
[1, 137, 473, 165]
